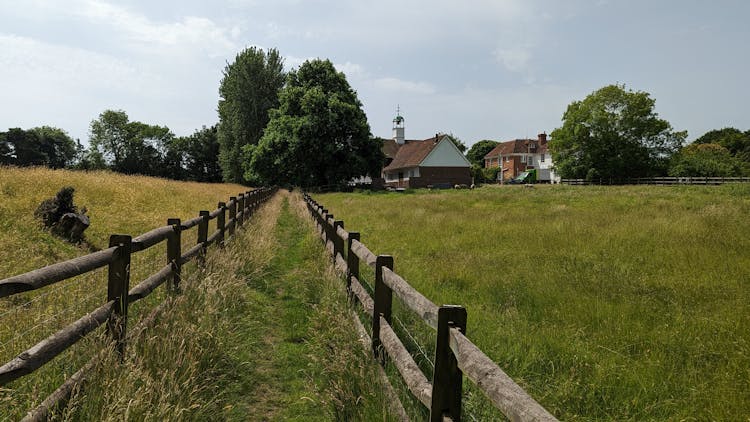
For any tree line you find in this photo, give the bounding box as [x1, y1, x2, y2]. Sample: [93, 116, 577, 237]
[4, 51, 748, 185]
[1, 115, 222, 183]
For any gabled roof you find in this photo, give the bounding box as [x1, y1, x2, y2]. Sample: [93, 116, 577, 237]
[484, 138, 547, 159]
[382, 136, 441, 171]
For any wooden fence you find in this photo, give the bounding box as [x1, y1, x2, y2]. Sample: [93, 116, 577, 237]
[0, 187, 276, 420]
[303, 193, 558, 422]
[561, 176, 750, 185]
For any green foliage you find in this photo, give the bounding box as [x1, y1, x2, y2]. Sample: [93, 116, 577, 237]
[217, 47, 286, 184]
[0, 127, 76, 168]
[482, 166, 501, 182]
[549, 84, 686, 180]
[694, 127, 750, 162]
[175, 125, 223, 182]
[669, 143, 748, 177]
[246, 59, 384, 187]
[88, 109, 178, 177]
[466, 139, 499, 167]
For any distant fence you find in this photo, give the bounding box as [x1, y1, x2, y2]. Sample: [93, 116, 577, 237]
[303, 193, 557, 422]
[561, 176, 750, 186]
[0, 187, 276, 420]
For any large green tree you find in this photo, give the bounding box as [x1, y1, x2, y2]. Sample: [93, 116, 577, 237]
[466, 139, 499, 167]
[245, 59, 384, 187]
[549, 84, 686, 180]
[217, 47, 285, 183]
[88, 110, 175, 176]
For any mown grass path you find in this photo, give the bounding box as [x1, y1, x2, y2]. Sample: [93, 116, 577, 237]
[58, 192, 393, 421]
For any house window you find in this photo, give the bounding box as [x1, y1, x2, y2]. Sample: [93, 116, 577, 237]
[541, 154, 545, 163]
[521, 155, 526, 163]
[527, 156, 533, 166]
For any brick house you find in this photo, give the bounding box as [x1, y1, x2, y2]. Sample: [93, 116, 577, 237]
[483, 133, 560, 183]
[379, 113, 471, 188]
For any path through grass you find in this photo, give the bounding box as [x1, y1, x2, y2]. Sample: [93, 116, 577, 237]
[57, 191, 395, 421]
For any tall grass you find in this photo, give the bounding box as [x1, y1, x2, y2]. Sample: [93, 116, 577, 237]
[317, 184, 750, 420]
[55, 191, 397, 420]
[0, 167, 247, 419]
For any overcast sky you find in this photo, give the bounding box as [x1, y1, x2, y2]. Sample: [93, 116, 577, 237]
[1, 0, 748, 146]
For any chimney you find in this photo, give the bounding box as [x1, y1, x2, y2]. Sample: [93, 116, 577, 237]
[538, 132, 547, 144]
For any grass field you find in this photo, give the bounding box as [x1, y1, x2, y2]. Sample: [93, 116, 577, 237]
[316, 184, 750, 420]
[0, 167, 247, 418]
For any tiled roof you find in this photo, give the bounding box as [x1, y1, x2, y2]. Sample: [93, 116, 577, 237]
[382, 136, 441, 171]
[484, 138, 546, 159]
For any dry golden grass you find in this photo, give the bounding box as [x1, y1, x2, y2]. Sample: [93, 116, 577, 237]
[0, 166, 250, 420]
[0, 166, 247, 277]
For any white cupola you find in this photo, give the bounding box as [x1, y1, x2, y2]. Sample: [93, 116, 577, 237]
[392, 106, 405, 145]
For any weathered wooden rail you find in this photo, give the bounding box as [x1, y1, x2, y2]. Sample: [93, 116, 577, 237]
[304, 193, 558, 422]
[561, 176, 750, 185]
[0, 187, 276, 420]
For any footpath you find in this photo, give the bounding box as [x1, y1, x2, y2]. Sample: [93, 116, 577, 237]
[63, 191, 397, 421]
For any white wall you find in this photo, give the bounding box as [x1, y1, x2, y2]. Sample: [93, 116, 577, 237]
[421, 138, 471, 167]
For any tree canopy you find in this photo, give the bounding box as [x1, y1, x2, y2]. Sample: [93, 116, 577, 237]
[466, 140, 499, 167]
[694, 127, 750, 162]
[549, 84, 686, 180]
[669, 143, 747, 177]
[217, 47, 285, 183]
[245, 59, 384, 187]
[0, 127, 76, 168]
[89, 110, 175, 176]
[175, 125, 223, 182]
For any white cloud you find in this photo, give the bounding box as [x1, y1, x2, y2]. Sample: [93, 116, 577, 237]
[493, 47, 532, 73]
[372, 78, 437, 95]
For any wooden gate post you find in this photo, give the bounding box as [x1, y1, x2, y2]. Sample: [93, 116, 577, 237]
[217, 202, 226, 247]
[228, 197, 237, 238]
[346, 232, 360, 300]
[167, 218, 181, 292]
[197, 210, 209, 266]
[107, 234, 132, 358]
[372, 255, 394, 363]
[430, 305, 467, 421]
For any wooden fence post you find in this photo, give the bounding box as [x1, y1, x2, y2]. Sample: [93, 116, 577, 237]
[228, 197, 237, 238]
[237, 193, 245, 227]
[430, 305, 467, 421]
[167, 218, 181, 292]
[321, 209, 329, 242]
[198, 210, 209, 266]
[346, 232, 360, 301]
[107, 234, 132, 358]
[247, 190, 255, 218]
[217, 202, 226, 247]
[333, 220, 344, 260]
[372, 255, 394, 362]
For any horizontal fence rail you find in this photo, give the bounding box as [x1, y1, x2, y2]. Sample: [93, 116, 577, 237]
[0, 186, 277, 418]
[303, 192, 558, 422]
[561, 176, 750, 186]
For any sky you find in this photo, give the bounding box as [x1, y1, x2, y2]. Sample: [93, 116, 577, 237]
[1, 0, 748, 146]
